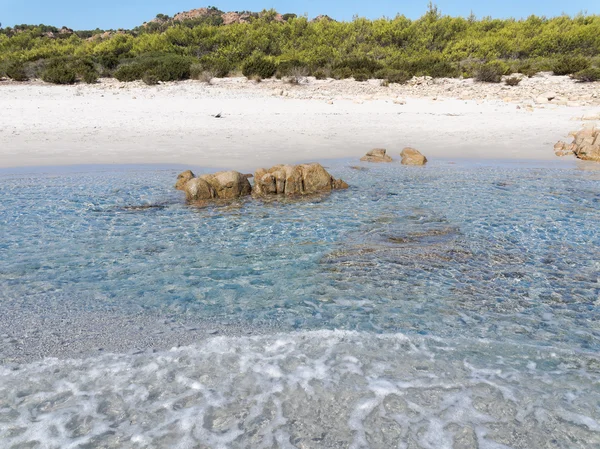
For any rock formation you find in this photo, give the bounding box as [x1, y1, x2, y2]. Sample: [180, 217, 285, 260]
[176, 170, 252, 201]
[555, 127, 600, 161]
[360, 149, 393, 163]
[253, 163, 348, 196]
[176, 164, 347, 202]
[400, 148, 428, 166]
[175, 170, 195, 190]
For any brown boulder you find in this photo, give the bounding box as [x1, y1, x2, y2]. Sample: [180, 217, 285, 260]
[254, 163, 348, 196]
[576, 144, 600, 162]
[400, 148, 427, 166]
[199, 171, 252, 199]
[360, 148, 393, 163]
[559, 127, 600, 162]
[175, 170, 195, 190]
[184, 178, 215, 201]
[178, 170, 252, 201]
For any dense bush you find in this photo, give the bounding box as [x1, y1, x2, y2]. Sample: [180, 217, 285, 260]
[5, 61, 28, 81]
[40, 57, 98, 84]
[475, 62, 505, 83]
[114, 54, 193, 82]
[82, 69, 98, 84]
[242, 57, 276, 78]
[391, 56, 459, 78]
[352, 70, 370, 82]
[197, 57, 232, 78]
[375, 68, 411, 84]
[276, 59, 307, 77]
[1, 10, 600, 84]
[114, 64, 144, 81]
[42, 63, 77, 84]
[552, 56, 590, 76]
[312, 69, 328, 80]
[142, 71, 159, 85]
[573, 67, 600, 82]
[331, 67, 353, 80]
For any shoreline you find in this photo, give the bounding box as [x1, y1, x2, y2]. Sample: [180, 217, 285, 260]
[1, 75, 599, 170]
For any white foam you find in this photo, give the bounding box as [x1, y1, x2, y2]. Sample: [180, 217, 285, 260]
[1, 330, 599, 448]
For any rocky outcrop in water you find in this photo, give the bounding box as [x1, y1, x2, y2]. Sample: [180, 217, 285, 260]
[555, 127, 600, 161]
[175, 170, 195, 190]
[253, 163, 348, 196]
[177, 164, 347, 201]
[360, 149, 393, 163]
[178, 170, 252, 201]
[400, 148, 428, 166]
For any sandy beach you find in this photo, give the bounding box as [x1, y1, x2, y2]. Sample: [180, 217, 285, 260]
[1, 74, 599, 170]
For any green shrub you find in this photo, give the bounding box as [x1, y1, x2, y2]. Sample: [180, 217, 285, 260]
[312, 69, 328, 80]
[114, 64, 144, 82]
[142, 71, 159, 85]
[504, 76, 522, 86]
[82, 69, 98, 84]
[353, 70, 370, 82]
[190, 63, 203, 79]
[197, 57, 232, 78]
[475, 62, 504, 83]
[42, 64, 77, 84]
[375, 68, 411, 84]
[40, 57, 98, 84]
[332, 67, 352, 80]
[5, 61, 28, 81]
[242, 57, 276, 79]
[392, 56, 459, 78]
[519, 65, 539, 77]
[552, 56, 590, 76]
[41, 59, 76, 84]
[114, 54, 193, 82]
[96, 54, 119, 70]
[573, 67, 600, 82]
[276, 59, 307, 77]
[335, 57, 382, 76]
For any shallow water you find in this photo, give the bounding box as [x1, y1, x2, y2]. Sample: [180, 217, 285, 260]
[1, 160, 599, 448]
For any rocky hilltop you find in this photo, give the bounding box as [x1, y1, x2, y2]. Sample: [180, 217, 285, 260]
[145, 7, 287, 26]
[144, 7, 334, 27]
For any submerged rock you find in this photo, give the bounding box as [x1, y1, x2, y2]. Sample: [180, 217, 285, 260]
[253, 163, 348, 196]
[400, 148, 427, 166]
[360, 148, 393, 163]
[175, 170, 195, 190]
[180, 170, 251, 201]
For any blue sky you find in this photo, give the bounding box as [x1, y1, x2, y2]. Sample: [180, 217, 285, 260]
[1, 0, 598, 30]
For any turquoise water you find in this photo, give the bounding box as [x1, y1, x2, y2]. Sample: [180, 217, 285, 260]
[1, 160, 599, 448]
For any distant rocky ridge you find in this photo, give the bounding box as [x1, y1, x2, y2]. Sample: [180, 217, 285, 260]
[144, 7, 333, 27]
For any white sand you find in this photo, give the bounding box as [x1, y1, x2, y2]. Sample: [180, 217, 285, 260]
[1, 76, 599, 170]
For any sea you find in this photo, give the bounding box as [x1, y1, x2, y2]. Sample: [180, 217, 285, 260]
[0, 159, 599, 448]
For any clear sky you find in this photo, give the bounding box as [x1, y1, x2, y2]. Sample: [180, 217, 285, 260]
[1, 0, 598, 30]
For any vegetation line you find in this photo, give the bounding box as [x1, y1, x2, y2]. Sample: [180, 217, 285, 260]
[1, 4, 599, 85]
